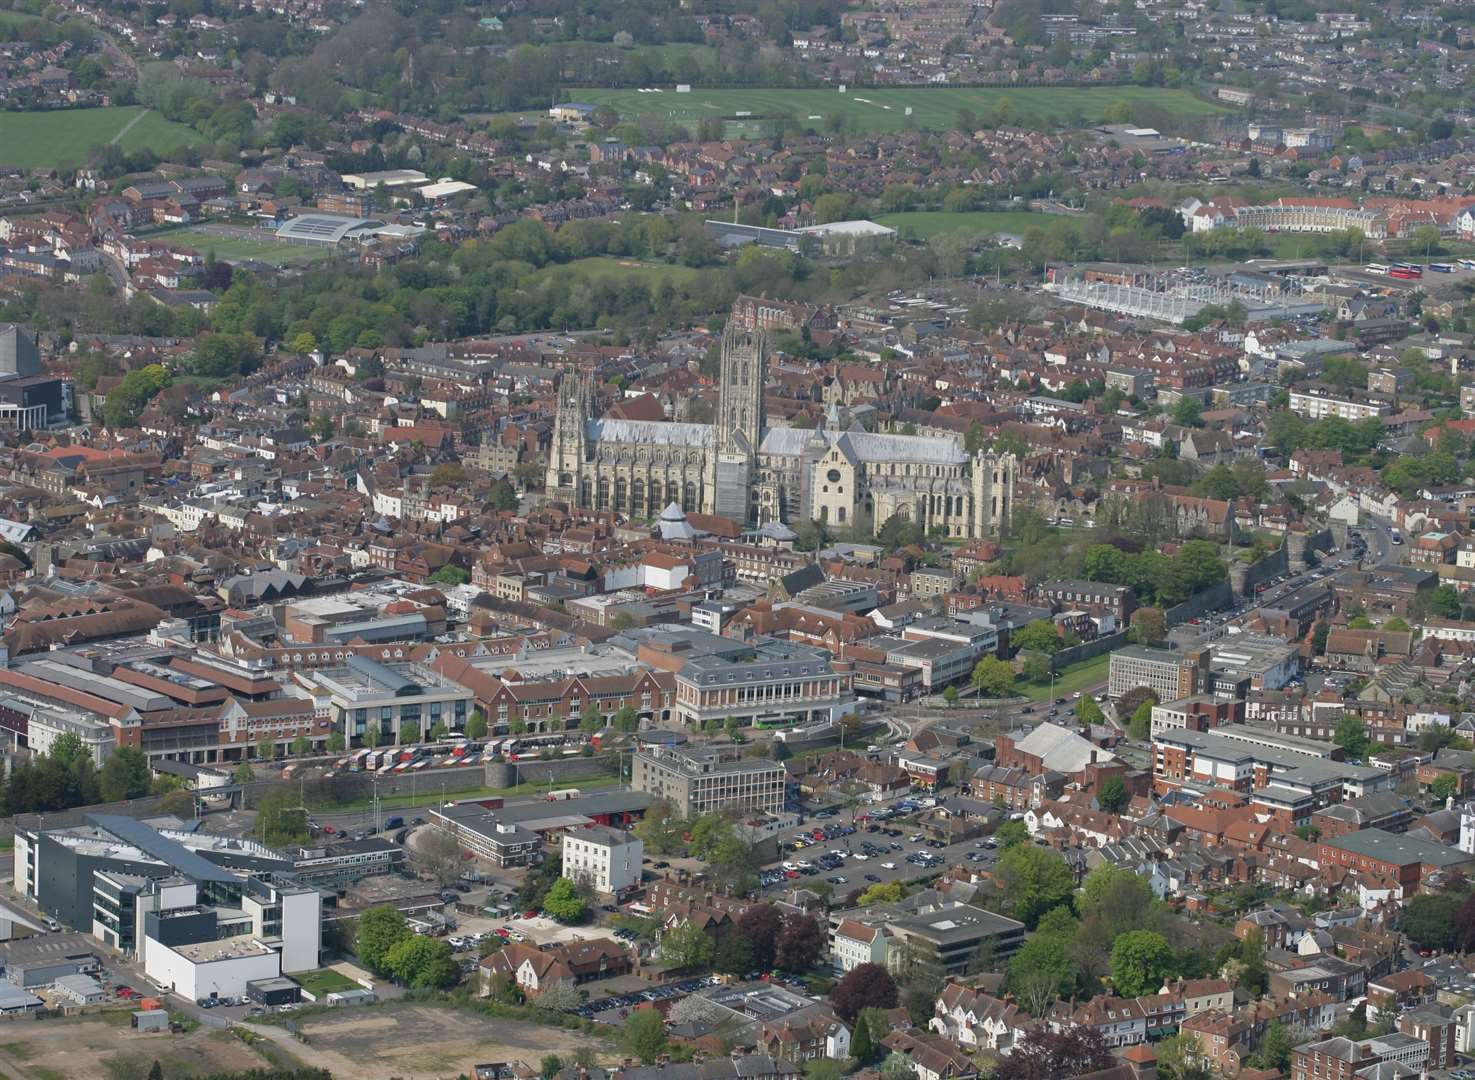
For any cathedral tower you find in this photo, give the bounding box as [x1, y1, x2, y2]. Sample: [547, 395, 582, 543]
[545, 368, 593, 504]
[705, 324, 767, 522]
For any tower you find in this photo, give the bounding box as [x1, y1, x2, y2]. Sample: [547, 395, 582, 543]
[971, 450, 1016, 538]
[545, 368, 593, 504]
[706, 324, 767, 522]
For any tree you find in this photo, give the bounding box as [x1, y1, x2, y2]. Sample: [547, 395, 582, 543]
[579, 702, 603, 734]
[775, 912, 825, 972]
[1430, 773, 1459, 802]
[542, 1055, 565, 1079]
[1109, 930, 1175, 997]
[714, 934, 754, 975]
[1155, 1033, 1216, 1080]
[430, 565, 471, 586]
[51, 732, 84, 767]
[829, 963, 899, 1022]
[1130, 607, 1167, 645]
[850, 1013, 875, 1064]
[384, 934, 458, 988]
[942, 685, 959, 707]
[995, 1026, 1114, 1080]
[1012, 620, 1063, 655]
[417, 827, 464, 887]
[879, 1053, 914, 1080]
[1251, 1022, 1296, 1072]
[994, 820, 1029, 849]
[257, 737, 276, 762]
[160, 788, 194, 818]
[623, 1008, 669, 1063]
[465, 710, 488, 740]
[1403, 892, 1462, 951]
[971, 656, 1015, 697]
[1076, 696, 1104, 725]
[660, 921, 714, 970]
[805, 1062, 843, 1080]
[1171, 396, 1204, 428]
[1097, 775, 1128, 813]
[536, 983, 583, 1014]
[613, 704, 640, 732]
[233, 761, 255, 784]
[1129, 699, 1155, 741]
[736, 904, 784, 971]
[99, 746, 150, 802]
[1334, 715, 1369, 760]
[857, 881, 907, 905]
[995, 844, 1075, 928]
[356, 904, 410, 973]
[429, 722, 449, 742]
[541, 878, 589, 924]
[290, 735, 310, 757]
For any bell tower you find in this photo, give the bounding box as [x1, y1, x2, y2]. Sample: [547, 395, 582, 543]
[706, 324, 766, 522]
[545, 368, 592, 504]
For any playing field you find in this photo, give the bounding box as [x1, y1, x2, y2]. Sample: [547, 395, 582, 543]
[566, 85, 1226, 135]
[0, 106, 203, 170]
[533, 255, 703, 289]
[158, 228, 334, 266]
[876, 210, 1062, 240]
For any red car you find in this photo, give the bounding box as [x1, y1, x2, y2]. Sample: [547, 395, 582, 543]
[522, 911, 538, 919]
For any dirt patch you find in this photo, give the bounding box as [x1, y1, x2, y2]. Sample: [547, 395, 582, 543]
[250, 1003, 610, 1080]
[0, 1019, 272, 1080]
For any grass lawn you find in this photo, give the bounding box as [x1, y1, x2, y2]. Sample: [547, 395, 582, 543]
[1019, 652, 1111, 701]
[876, 210, 1064, 240]
[295, 969, 359, 999]
[0, 106, 203, 170]
[535, 255, 703, 289]
[153, 227, 334, 266]
[565, 85, 1227, 135]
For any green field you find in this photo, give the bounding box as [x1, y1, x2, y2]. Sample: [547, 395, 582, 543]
[566, 86, 1227, 135]
[157, 228, 334, 267]
[876, 210, 1065, 240]
[0, 106, 203, 170]
[534, 255, 703, 288]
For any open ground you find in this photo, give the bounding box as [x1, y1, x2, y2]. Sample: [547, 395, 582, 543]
[243, 1003, 610, 1080]
[564, 86, 1227, 135]
[0, 107, 202, 170]
[0, 1013, 274, 1080]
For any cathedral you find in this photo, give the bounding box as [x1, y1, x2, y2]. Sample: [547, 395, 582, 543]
[545, 321, 1015, 541]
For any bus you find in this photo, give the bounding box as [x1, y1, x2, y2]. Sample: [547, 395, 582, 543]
[1390, 267, 1420, 279]
[1430, 263, 1455, 273]
[1460, 259, 1475, 271]
[1365, 263, 1390, 275]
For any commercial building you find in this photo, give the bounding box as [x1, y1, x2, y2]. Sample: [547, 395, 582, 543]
[631, 744, 787, 817]
[561, 826, 643, 896]
[663, 634, 855, 729]
[1152, 727, 1392, 805]
[1315, 828, 1475, 889]
[304, 655, 473, 746]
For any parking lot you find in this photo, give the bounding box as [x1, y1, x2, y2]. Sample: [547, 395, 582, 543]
[758, 795, 1001, 895]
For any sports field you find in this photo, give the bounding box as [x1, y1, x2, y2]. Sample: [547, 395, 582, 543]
[158, 227, 334, 266]
[566, 86, 1226, 135]
[0, 106, 203, 169]
[877, 210, 1061, 239]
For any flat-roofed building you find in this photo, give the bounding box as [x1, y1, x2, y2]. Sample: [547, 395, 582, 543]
[304, 655, 472, 746]
[632, 744, 787, 817]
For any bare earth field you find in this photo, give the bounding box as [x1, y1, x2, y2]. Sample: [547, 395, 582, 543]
[0, 1018, 272, 1080]
[246, 1003, 610, 1080]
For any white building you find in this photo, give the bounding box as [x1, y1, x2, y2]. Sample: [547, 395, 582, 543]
[561, 826, 643, 896]
[830, 918, 887, 972]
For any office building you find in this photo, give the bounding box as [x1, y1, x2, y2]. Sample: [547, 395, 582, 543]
[632, 744, 787, 817]
[561, 826, 643, 896]
[827, 891, 1024, 979]
[429, 792, 653, 867]
[15, 815, 320, 1000]
[1109, 645, 1209, 701]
